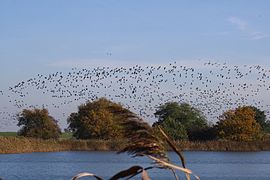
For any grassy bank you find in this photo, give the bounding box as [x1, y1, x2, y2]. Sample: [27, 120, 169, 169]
[176, 140, 270, 151]
[1, 136, 270, 154]
[0, 132, 73, 139]
[0, 132, 17, 137]
[0, 136, 126, 154]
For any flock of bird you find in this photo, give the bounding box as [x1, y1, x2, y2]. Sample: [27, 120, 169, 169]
[1, 61, 270, 129]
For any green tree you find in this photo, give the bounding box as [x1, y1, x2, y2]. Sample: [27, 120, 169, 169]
[153, 102, 208, 140]
[67, 98, 129, 139]
[216, 106, 262, 141]
[247, 106, 270, 133]
[17, 108, 61, 139]
[158, 117, 188, 140]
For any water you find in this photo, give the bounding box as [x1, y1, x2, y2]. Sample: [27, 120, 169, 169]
[0, 151, 270, 180]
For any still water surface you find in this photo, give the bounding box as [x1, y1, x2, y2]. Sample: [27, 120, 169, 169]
[0, 151, 269, 180]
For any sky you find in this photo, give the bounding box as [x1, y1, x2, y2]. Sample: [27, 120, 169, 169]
[0, 0, 270, 131]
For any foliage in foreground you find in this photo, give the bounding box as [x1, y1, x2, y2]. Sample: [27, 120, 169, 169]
[17, 108, 61, 139]
[72, 111, 200, 180]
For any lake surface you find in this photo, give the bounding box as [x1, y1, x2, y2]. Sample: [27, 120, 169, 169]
[0, 151, 270, 180]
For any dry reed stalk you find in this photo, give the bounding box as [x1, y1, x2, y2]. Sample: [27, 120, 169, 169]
[147, 155, 200, 180]
[158, 126, 186, 168]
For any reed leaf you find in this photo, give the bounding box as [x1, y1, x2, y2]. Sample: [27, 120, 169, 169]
[71, 172, 103, 180]
[157, 126, 186, 168]
[110, 165, 152, 180]
[71, 111, 200, 180]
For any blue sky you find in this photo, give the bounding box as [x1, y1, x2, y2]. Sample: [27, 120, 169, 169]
[1, 0, 270, 85]
[1, 1, 270, 130]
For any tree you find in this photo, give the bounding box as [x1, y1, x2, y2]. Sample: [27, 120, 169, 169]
[157, 117, 188, 140]
[216, 106, 262, 141]
[67, 98, 130, 139]
[17, 108, 61, 139]
[153, 102, 208, 140]
[247, 106, 270, 133]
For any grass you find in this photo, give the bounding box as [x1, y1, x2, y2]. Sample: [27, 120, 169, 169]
[0, 132, 73, 139]
[0, 132, 17, 137]
[60, 132, 73, 139]
[1, 136, 270, 154]
[1, 132, 270, 154]
[0, 136, 127, 154]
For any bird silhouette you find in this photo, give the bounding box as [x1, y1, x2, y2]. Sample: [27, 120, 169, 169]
[1, 60, 270, 129]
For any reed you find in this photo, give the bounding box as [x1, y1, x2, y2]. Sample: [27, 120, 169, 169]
[0, 136, 127, 154]
[174, 140, 270, 151]
[72, 123, 201, 180]
[1, 137, 270, 154]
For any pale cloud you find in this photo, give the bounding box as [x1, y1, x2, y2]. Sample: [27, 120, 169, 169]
[227, 16, 268, 40]
[227, 17, 247, 31]
[202, 31, 230, 37]
[48, 59, 136, 68]
[48, 59, 170, 69]
[48, 58, 270, 71]
[250, 31, 268, 40]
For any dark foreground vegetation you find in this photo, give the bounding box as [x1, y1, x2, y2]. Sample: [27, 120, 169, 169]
[1, 136, 270, 154]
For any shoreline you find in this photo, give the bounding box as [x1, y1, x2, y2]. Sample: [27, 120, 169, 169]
[1, 136, 270, 154]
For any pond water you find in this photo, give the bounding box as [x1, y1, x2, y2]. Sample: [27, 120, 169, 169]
[0, 151, 270, 179]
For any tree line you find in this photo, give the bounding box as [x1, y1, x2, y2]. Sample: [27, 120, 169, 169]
[16, 97, 270, 141]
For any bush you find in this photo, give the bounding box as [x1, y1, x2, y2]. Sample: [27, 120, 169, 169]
[153, 102, 208, 140]
[67, 98, 131, 139]
[216, 106, 263, 141]
[17, 108, 61, 139]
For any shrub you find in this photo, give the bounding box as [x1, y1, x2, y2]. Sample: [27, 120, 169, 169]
[17, 108, 61, 139]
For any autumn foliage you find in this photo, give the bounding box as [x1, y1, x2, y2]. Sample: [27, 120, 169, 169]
[17, 108, 61, 139]
[216, 106, 263, 141]
[67, 98, 131, 139]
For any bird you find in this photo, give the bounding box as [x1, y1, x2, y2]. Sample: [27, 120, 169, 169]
[1, 60, 270, 129]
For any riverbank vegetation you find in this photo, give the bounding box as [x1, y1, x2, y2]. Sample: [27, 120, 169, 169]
[0, 137, 126, 154]
[1, 136, 270, 154]
[0, 131, 72, 138]
[1, 98, 270, 154]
